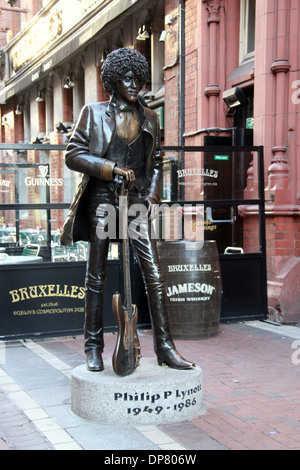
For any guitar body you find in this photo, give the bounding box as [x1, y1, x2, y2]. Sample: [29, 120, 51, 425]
[112, 293, 141, 377]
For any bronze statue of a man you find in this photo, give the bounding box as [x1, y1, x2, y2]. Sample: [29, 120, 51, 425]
[60, 47, 195, 372]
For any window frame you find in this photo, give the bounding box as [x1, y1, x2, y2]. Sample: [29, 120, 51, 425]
[239, 0, 256, 64]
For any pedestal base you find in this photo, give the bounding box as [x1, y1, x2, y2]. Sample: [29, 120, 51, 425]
[71, 358, 204, 425]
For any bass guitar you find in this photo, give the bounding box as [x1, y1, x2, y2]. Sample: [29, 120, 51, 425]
[112, 179, 141, 376]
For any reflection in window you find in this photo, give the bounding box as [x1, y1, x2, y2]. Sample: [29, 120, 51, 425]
[0, 149, 79, 264]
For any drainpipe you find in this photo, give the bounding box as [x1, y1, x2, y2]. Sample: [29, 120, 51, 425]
[179, 0, 186, 148]
[179, 0, 186, 200]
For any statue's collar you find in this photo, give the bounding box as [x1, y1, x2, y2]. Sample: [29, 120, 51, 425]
[114, 101, 133, 113]
[107, 96, 145, 123]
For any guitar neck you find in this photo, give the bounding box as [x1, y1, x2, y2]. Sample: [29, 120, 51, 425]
[121, 185, 133, 321]
[123, 235, 133, 319]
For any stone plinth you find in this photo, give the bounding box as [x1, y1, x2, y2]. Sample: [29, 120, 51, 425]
[71, 358, 204, 425]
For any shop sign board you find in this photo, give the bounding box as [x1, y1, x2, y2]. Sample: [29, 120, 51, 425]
[0, 263, 86, 340]
[0, 259, 148, 340]
[8, 0, 107, 72]
[246, 118, 254, 129]
[214, 155, 229, 161]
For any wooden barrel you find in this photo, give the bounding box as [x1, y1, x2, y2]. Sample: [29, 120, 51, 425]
[158, 240, 222, 339]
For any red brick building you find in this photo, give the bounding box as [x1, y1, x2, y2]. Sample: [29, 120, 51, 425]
[162, 0, 300, 324]
[0, 0, 299, 323]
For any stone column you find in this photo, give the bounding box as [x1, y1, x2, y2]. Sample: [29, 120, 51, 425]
[203, 0, 222, 127]
[267, 0, 291, 194]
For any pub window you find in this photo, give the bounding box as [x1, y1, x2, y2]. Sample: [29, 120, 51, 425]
[0, 145, 120, 265]
[239, 0, 256, 64]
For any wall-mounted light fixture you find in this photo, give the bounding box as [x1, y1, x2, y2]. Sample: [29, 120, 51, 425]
[165, 14, 176, 25]
[136, 25, 150, 41]
[1, 116, 8, 126]
[56, 122, 69, 133]
[100, 50, 108, 63]
[31, 137, 43, 144]
[2, 0, 27, 12]
[63, 75, 75, 89]
[36, 91, 44, 102]
[159, 29, 172, 42]
[136, 27, 143, 40]
[223, 87, 248, 109]
[159, 14, 176, 42]
[15, 104, 23, 115]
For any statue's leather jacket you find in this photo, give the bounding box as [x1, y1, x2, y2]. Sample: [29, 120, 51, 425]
[60, 98, 162, 246]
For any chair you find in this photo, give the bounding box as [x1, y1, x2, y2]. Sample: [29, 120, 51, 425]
[68, 245, 80, 261]
[52, 245, 68, 262]
[18, 232, 31, 246]
[75, 242, 88, 261]
[224, 246, 244, 254]
[30, 234, 46, 246]
[22, 244, 40, 256]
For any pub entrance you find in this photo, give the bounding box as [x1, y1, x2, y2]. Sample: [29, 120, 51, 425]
[161, 143, 267, 323]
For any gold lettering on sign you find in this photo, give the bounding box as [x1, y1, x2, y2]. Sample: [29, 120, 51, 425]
[9, 284, 85, 303]
[11, 9, 63, 71]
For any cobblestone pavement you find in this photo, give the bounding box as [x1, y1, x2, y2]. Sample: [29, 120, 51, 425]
[0, 321, 300, 451]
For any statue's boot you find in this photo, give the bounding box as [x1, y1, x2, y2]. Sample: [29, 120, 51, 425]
[152, 310, 196, 370]
[146, 272, 196, 370]
[85, 346, 104, 372]
[84, 271, 105, 372]
[133, 231, 196, 371]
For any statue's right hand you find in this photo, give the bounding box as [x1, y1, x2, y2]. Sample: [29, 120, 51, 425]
[114, 166, 136, 183]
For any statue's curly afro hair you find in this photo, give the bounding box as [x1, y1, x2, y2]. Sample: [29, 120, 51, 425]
[101, 48, 149, 95]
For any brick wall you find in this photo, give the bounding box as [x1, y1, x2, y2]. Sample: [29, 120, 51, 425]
[1, 97, 24, 144]
[184, 0, 197, 137]
[38, 101, 46, 134]
[266, 218, 300, 261]
[164, 0, 180, 147]
[97, 65, 109, 102]
[63, 88, 73, 123]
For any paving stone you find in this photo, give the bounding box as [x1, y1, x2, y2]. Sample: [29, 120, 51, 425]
[0, 322, 300, 450]
[0, 389, 53, 450]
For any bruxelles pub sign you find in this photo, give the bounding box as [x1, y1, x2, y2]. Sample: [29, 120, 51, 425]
[0, 265, 86, 339]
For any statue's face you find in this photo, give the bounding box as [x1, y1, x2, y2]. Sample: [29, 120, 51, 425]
[116, 70, 140, 104]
